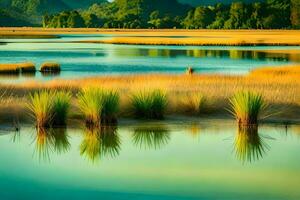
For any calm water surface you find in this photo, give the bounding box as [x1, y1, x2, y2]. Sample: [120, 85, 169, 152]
[0, 121, 300, 199]
[0, 35, 300, 81]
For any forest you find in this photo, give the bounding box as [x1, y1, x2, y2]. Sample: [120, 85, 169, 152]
[0, 0, 299, 29]
[43, 0, 300, 29]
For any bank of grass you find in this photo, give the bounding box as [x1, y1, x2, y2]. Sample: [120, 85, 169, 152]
[1, 28, 300, 46]
[0, 62, 36, 74]
[1, 65, 300, 124]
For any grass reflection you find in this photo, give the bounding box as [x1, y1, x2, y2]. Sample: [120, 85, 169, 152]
[80, 125, 120, 163]
[234, 125, 269, 164]
[33, 127, 69, 162]
[132, 126, 170, 150]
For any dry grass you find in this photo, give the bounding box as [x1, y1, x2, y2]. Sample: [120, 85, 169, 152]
[0, 65, 299, 123]
[95, 36, 300, 46]
[0, 28, 300, 46]
[0, 62, 36, 74]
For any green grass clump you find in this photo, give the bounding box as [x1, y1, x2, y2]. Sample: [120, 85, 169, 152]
[52, 91, 72, 126]
[27, 90, 72, 127]
[27, 90, 55, 128]
[229, 91, 268, 125]
[131, 90, 167, 119]
[102, 90, 120, 124]
[77, 87, 119, 126]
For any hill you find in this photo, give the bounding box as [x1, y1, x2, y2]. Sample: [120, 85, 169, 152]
[61, 0, 107, 9]
[178, 0, 261, 6]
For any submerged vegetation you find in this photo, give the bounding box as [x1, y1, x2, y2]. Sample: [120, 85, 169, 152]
[130, 90, 167, 119]
[229, 91, 268, 125]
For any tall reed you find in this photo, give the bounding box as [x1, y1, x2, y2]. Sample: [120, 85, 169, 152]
[52, 91, 72, 126]
[27, 90, 55, 127]
[229, 91, 268, 125]
[130, 89, 167, 119]
[77, 87, 119, 126]
[27, 90, 72, 127]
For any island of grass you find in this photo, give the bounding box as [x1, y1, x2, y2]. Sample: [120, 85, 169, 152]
[0, 62, 36, 74]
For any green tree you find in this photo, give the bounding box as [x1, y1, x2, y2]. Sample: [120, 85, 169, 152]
[224, 2, 249, 29]
[291, 0, 300, 28]
[67, 11, 85, 28]
[83, 13, 100, 28]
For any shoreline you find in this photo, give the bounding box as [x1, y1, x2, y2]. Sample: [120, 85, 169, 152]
[0, 65, 299, 125]
[1, 28, 300, 46]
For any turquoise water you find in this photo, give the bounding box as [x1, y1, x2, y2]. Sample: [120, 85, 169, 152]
[0, 121, 300, 199]
[0, 35, 300, 81]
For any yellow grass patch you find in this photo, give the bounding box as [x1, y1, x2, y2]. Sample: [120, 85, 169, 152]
[0, 28, 300, 46]
[0, 62, 36, 74]
[0, 65, 299, 122]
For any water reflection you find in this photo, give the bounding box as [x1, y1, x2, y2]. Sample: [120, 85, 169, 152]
[234, 125, 270, 164]
[118, 48, 300, 62]
[33, 127, 69, 161]
[132, 126, 170, 150]
[80, 126, 120, 163]
[41, 71, 61, 77]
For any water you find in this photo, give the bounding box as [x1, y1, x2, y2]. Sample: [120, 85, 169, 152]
[0, 34, 300, 82]
[0, 121, 300, 199]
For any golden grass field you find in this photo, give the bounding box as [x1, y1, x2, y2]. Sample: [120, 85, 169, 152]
[1, 28, 300, 46]
[0, 65, 299, 124]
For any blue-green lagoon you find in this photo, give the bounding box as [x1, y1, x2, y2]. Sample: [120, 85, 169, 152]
[0, 121, 300, 199]
[1, 35, 300, 82]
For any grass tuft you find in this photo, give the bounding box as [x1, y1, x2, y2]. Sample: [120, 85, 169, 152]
[77, 87, 119, 126]
[27, 90, 55, 128]
[52, 91, 72, 126]
[229, 91, 268, 125]
[130, 90, 167, 119]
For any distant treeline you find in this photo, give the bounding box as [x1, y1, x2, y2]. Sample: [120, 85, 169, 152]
[43, 0, 300, 29]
